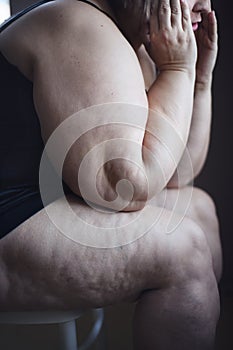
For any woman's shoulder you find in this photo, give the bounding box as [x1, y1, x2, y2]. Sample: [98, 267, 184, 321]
[43, 0, 130, 51]
[0, 0, 128, 78]
[0, 0, 128, 49]
[0, 1, 64, 78]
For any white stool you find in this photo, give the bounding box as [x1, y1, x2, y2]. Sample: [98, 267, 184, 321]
[0, 308, 104, 350]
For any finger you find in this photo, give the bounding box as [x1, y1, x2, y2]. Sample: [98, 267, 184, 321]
[208, 10, 218, 42]
[206, 0, 211, 13]
[180, 0, 192, 31]
[149, 1, 160, 34]
[158, 0, 171, 29]
[170, 0, 182, 28]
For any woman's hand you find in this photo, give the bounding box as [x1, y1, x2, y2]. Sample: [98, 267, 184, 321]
[145, 0, 197, 73]
[195, 11, 218, 85]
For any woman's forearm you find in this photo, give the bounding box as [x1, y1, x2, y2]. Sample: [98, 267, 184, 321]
[141, 68, 196, 196]
[167, 77, 213, 187]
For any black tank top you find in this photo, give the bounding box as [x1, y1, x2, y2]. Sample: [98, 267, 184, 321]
[0, 0, 118, 237]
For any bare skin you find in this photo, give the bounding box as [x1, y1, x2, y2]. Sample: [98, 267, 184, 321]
[0, 0, 221, 349]
[0, 189, 221, 350]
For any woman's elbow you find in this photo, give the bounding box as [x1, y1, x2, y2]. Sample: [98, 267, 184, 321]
[62, 157, 163, 212]
[98, 159, 154, 211]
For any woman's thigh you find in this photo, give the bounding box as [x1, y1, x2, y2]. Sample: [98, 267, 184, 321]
[0, 188, 212, 311]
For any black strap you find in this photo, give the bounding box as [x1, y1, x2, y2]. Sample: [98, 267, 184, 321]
[77, 0, 103, 13]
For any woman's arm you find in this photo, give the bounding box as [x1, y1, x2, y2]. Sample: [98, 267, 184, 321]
[31, 0, 197, 211]
[168, 10, 218, 187]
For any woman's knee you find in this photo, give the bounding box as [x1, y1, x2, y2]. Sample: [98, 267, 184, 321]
[188, 188, 222, 280]
[174, 219, 213, 282]
[146, 216, 214, 290]
[136, 217, 220, 329]
[189, 188, 218, 224]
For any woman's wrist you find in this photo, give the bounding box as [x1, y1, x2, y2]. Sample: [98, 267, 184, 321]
[195, 75, 213, 91]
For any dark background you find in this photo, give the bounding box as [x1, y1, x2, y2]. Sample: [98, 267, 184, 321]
[1, 0, 233, 349]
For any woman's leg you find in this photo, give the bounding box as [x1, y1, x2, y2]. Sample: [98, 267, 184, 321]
[132, 186, 221, 349]
[0, 190, 220, 349]
[133, 269, 219, 350]
[150, 186, 222, 282]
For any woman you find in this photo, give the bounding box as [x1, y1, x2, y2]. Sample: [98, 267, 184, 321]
[0, 0, 222, 348]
